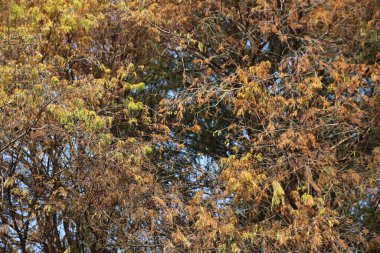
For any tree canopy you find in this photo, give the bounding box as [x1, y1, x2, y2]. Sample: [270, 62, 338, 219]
[0, 0, 379, 252]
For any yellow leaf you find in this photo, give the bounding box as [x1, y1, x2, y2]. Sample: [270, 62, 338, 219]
[301, 193, 315, 207]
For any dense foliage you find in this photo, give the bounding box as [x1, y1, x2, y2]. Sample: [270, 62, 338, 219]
[0, 0, 379, 252]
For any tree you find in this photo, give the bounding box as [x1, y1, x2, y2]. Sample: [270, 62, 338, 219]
[0, 0, 379, 252]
